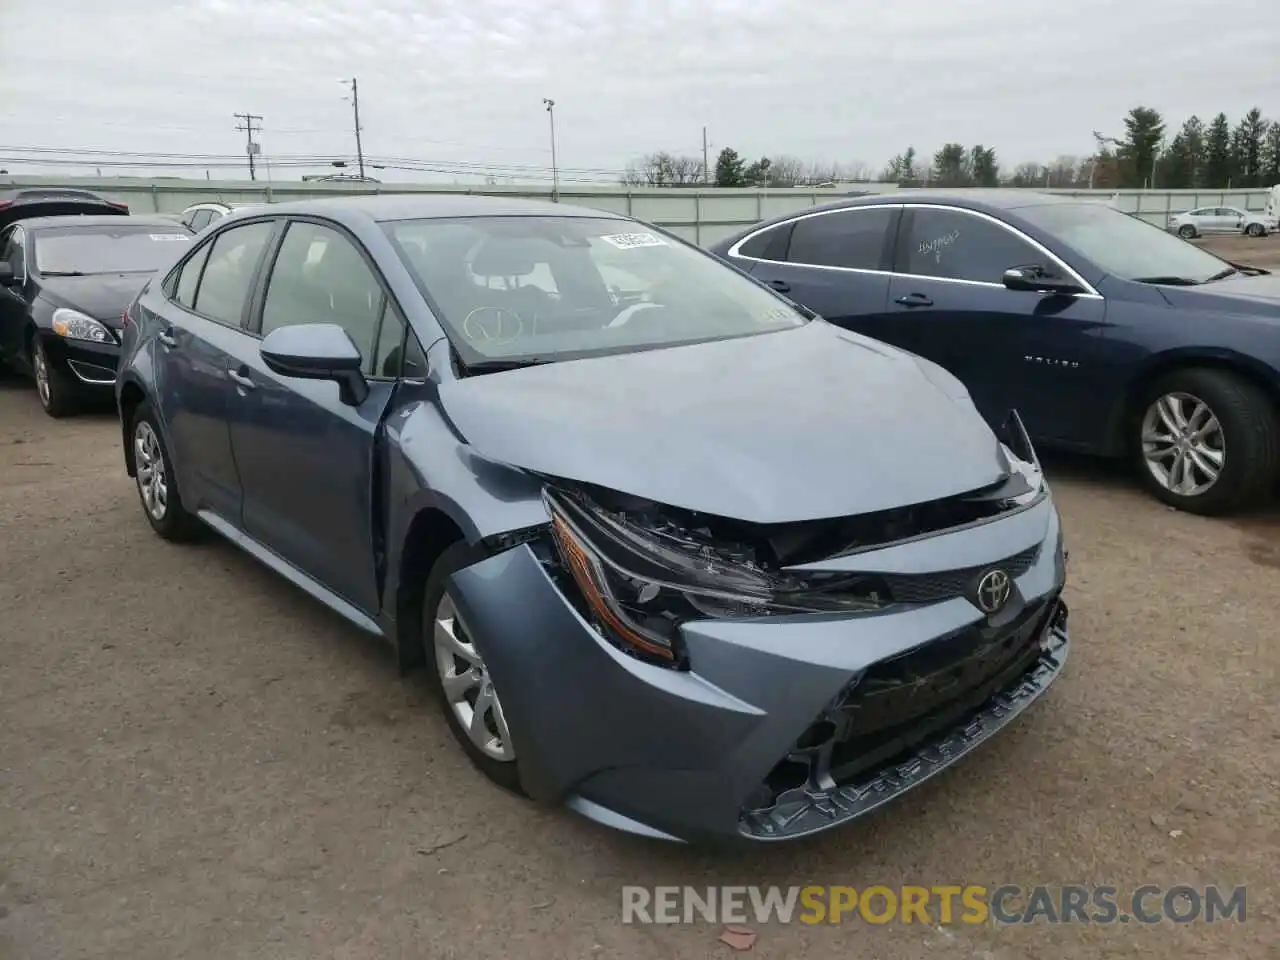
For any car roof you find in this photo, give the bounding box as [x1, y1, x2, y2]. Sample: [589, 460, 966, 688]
[0, 187, 120, 205]
[246, 193, 626, 224]
[18, 215, 191, 231]
[813, 189, 1084, 215]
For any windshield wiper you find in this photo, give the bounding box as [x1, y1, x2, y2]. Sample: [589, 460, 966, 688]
[1205, 267, 1239, 282]
[40, 270, 89, 277]
[1132, 276, 1202, 286]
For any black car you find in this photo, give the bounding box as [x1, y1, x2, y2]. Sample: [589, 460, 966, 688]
[0, 186, 130, 219]
[710, 191, 1280, 515]
[0, 214, 193, 416]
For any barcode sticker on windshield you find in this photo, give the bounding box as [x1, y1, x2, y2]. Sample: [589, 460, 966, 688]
[600, 232, 668, 249]
[150, 234, 188, 241]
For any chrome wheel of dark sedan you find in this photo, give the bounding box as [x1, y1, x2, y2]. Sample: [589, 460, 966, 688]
[127, 401, 202, 541]
[1135, 369, 1280, 515]
[31, 340, 76, 418]
[433, 593, 516, 763]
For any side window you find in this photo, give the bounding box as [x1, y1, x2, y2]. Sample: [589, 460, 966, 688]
[261, 220, 386, 375]
[173, 242, 212, 309]
[1, 227, 25, 277]
[786, 208, 894, 270]
[190, 209, 214, 231]
[401, 328, 428, 378]
[191, 220, 274, 327]
[737, 223, 793, 261]
[900, 208, 1042, 284]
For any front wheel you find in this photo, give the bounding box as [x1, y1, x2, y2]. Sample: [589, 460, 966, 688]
[423, 542, 525, 794]
[31, 339, 79, 418]
[1177, 224, 1198, 240]
[1245, 222, 1266, 237]
[1134, 369, 1279, 515]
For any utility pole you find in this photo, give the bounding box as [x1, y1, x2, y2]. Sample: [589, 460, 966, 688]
[702, 126, 709, 184]
[543, 98, 559, 201]
[342, 78, 366, 179]
[233, 112, 263, 181]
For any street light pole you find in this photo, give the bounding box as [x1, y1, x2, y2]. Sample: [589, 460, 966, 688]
[543, 98, 558, 201]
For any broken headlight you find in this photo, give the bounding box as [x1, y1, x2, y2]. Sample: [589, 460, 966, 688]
[543, 487, 886, 666]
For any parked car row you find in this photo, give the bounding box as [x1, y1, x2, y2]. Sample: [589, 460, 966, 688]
[2, 188, 1276, 845]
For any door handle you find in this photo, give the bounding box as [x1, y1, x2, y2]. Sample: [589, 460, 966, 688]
[894, 293, 934, 307]
[157, 329, 178, 348]
[227, 368, 256, 391]
[766, 279, 791, 293]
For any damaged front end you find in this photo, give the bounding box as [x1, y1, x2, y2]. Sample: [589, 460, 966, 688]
[536, 414, 1048, 672]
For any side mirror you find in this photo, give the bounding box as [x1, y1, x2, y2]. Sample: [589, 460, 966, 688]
[0, 263, 18, 287]
[1003, 265, 1085, 296]
[260, 323, 369, 406]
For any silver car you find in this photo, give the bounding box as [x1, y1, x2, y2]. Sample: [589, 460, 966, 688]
[1168, 206, 1276, 239]
[116, 195, 1070, 844]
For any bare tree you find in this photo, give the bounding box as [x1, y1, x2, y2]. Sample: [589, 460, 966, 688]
[620, 152, 705, 186]
[765, 155, 806, 187]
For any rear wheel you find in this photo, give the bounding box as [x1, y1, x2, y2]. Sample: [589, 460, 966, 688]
[1246, 222, 1266, 237]
[1177, 224, 1198, 240]
[31, 339, 79, 418]
[423, 542, 524, 794]
[130, 402, 203, 541]
[1134, 368, 1279, 515]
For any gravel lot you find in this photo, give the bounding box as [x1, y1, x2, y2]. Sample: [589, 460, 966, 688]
[2, 236, 1278, 959]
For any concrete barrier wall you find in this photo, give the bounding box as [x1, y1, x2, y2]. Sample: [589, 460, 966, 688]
[4, 175, 1272, 244]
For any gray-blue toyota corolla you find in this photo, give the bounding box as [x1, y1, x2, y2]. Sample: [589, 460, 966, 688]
[116, 195, 1069, 844]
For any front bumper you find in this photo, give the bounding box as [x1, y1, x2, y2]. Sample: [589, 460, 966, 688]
[37, 330, 120, 387]
[448, 496, 1068, 844]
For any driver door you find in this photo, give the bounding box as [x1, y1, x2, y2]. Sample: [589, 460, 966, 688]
[224, 218, 405, 615]
[882, 206, 1110, 445]
[0, 226, 31, 366]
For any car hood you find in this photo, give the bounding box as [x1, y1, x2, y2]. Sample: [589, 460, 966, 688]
[436, 322, 1009, 523]
[38, 274, 151, 327]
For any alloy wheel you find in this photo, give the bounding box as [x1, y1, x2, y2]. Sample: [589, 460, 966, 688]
[1140, 391, 1225, 498]
[134, 421, 169, 521]
[433, 593, 515, 762]
[32, 346, 51, 407]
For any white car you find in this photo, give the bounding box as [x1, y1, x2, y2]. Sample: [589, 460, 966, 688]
[1168, 206, 1276, 239]
[177, 201, 264, 232]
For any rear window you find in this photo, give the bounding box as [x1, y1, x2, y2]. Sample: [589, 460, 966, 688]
[33, 226, 192, 276]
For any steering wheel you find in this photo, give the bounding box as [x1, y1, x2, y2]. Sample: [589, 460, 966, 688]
[462, 306, 524, 343]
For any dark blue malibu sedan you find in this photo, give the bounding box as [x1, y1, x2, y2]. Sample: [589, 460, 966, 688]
[711, 191, 1280, 515]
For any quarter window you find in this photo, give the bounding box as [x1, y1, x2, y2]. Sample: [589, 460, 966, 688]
[900, 208, 1042, 284]
[786, 208, 894, 270]
[191, 220, 274, 327]
[261, 221, 388, 376]
[737, 223, 793, 261]
[189, 209, 215, 231]
[173, 242, 211, 309]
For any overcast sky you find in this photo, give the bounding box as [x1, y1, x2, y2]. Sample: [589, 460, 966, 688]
[3, 0, 1277, 183]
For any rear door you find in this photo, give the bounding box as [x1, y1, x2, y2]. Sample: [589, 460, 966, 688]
[223, 217, 406, 615]
[150, 219, 278, 521]
[884, 205, 1110, 445]
[739, 206, 900, 340]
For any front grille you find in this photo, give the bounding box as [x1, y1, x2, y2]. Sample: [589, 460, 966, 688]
[739, 598, 1068, 840]
[879, 544, 1039, 605]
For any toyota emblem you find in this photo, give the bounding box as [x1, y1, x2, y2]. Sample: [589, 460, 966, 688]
[975, 569, 1012, 614]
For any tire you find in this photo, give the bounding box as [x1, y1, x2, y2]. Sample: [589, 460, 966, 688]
[1245, 222, 1265, 237]
[1133, 368, 1279, 515]
[1177, 224, 1198, 240]
[422, 541, 525, 794]
[129, 401, 203, 541]
[31, 338, 79, 419]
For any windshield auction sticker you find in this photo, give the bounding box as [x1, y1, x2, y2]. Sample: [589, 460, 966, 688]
[600, 233, 668, 249]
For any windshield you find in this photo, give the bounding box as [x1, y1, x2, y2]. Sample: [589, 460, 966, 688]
[385, 216, 806, 365]
[1018, 202, 1232, 284]
[34, 225, 192, 276]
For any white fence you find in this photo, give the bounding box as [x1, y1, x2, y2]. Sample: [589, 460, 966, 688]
[4, 175, 1273, 245]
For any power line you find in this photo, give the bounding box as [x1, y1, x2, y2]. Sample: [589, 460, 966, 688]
[232, 112, 263, 181]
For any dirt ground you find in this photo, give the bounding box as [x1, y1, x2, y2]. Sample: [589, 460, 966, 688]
[2, 236, 1278, 959]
